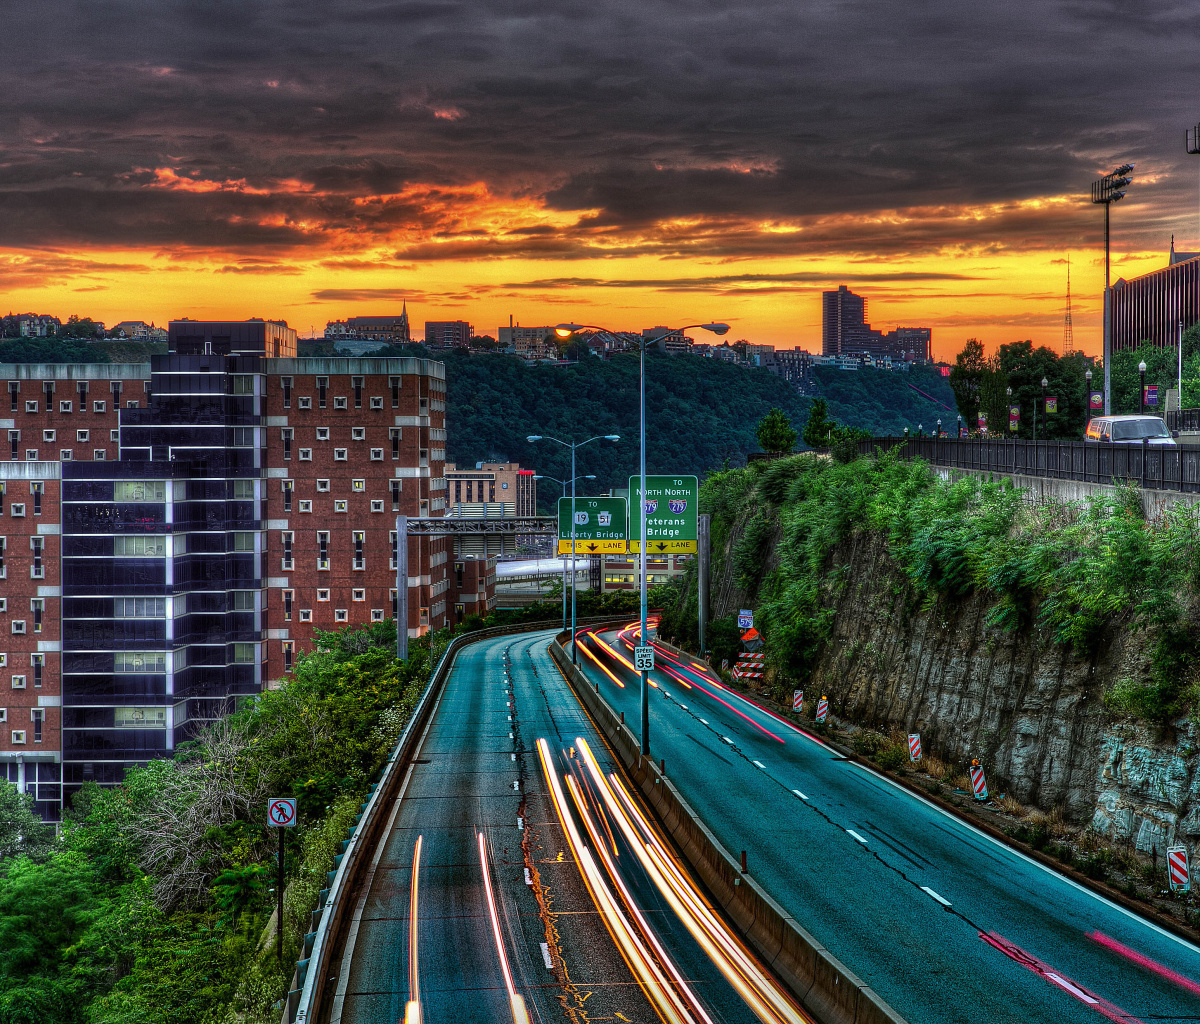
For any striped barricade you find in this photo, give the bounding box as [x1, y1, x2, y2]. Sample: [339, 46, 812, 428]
[733, 653, 764, 680]
[815, 696, 828, 723]
[908, 733, 922, 762]
[1168, 845, 1191, 893]
[969, 761, 988, 801]
[792, 689, 804, 713]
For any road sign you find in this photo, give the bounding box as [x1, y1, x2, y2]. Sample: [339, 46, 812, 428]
[969, 762, 988, 801]
[792, 690, 803, 713]
[738, 609, 754, 630]
[557, 496, 628, 554]
[633, 646, 655, 672]
[267, 797, 297, 828]
[628, 475, 698, 554]
[1168, 845, 1191, 893]
[908, 734, 922, 762]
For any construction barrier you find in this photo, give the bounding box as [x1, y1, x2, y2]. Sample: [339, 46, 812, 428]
[908, 734, 921, 762]
[969, 761, 988, 801]
[1168, 845, 1191, 893]
[816, 696, 829, 723]
[552, 640, 908, 1024]
[793, 690, 804, 713]
[733, 652, 765, 680]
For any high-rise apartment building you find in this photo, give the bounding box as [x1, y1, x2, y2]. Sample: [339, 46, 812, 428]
[0, 321, 450, 820]
[423, 321, 472, 349]
[821, 286, 930, 362]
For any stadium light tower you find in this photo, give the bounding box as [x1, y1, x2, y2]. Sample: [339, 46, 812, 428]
[1091, 163, 1134, 415]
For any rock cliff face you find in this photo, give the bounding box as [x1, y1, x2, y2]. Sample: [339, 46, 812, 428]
[711, 526, 1200, 854]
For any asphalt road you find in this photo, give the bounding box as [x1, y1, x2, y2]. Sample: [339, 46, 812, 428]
[572, 626, 1200, 1024]
[329, 628, 786, 1024]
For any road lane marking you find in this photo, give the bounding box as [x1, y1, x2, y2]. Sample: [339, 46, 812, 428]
[1046, 974, 1098, 1003]
[720, 736, 733, 745]
[921, 886, 952, 907]
[540, 942, 554, 969]
[846, 830, 868, 844]
[525, 867, 533, 885]
[678, 704, 688, 711]
[752, 760, 766, 769]
[792, 790, 809, 800]
[699, 718, 708, 725]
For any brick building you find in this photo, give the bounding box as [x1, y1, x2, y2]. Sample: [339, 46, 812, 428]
[0, 320, 452, 819]
[423, 321, 472, 349]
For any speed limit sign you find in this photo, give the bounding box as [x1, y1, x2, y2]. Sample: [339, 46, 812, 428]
[267, 797, 297, 828]
[633, 646, 655, 672]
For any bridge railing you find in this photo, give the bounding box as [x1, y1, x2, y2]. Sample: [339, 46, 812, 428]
[858, 436, 1200, 493]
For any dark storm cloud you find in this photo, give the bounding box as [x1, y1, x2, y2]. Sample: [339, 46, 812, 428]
[3, 0, 1200, 254]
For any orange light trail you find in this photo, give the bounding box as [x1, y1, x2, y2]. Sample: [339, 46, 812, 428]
[477, 830, 531, 1024]
[404, 835, 424, 1024]
[579, 635, 626, 687]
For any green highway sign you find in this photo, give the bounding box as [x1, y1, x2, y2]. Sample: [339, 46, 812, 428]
[557, 496, 629, 554]
[628, 475, 698, 554]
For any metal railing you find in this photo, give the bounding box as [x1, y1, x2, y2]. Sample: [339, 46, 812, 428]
[860, 436, 1200, 493]
[1167, 408, 1200, 432]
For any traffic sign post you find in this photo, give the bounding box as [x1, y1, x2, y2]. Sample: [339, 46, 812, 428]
[267, 798, 298, 961]
[634, 646, 655, 672]
[557, 496, 628, 555]
[628, 475, 699, 554]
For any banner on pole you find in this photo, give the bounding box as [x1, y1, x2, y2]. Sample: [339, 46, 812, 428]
[1009, 405, 1020, 431]
[1144, 384, 1160, 406]
[1044, 396, 1058, 414]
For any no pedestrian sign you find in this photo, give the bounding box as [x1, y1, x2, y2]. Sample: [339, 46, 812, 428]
[628, 475, 698, 554]
[267, 797, 298, 828]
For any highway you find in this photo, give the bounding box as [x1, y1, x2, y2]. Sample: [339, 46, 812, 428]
[327, 628, 805, 1024]
[573, 623, 1200, 1024]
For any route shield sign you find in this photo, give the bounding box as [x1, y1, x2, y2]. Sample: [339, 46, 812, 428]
[628, 475, 698, 553]
[557, 496, 628, 554]
[267, 797, 297, 828]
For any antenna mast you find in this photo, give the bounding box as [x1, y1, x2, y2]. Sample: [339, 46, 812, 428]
[1063, 254, 1074, 356]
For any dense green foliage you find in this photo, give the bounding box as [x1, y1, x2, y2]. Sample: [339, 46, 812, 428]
[810, 363, 958, 436]
[755, 408, 797, 454]
[0, 339, 109, 365]
[0, 622, 429, 1024]
[664, 452, 1200, 722]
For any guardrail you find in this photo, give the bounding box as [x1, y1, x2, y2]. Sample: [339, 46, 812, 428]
[550, 640, 907, 1024]
[860, 436, 1200, 493]
[286, 616, 629, 1024]
[1167, 408, 1200, 432]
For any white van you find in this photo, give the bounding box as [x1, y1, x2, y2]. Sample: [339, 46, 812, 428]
[1084, 415, 1177, 445]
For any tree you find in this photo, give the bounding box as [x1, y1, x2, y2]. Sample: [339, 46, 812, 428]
[948, 338, 987, 427]
[755, 408, 797, 453]
[1109, 342, 1184, 416]
[0, 784, 55, 863]
[996, 341, 1086, 439]
[802, 399, 834, 448]
[57, 315, 103, 340]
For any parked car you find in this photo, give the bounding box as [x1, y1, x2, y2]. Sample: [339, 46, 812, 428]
[1084, 415, 1178, 445]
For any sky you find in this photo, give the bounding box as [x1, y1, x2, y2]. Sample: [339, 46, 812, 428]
[4, 0, 1200, 360]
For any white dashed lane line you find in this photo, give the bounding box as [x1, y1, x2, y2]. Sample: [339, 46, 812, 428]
[921, 886, 952, 907]
[847, 830, 868, 845]
[753, 760, 767, 769]
[792, 789, 809, 801]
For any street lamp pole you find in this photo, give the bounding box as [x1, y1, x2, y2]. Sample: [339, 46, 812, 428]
[534, 473, 595, 631]
[1091, 164, 1134, 415]
[556, 320, 729, 755]
[1139, 360, 1147, 415]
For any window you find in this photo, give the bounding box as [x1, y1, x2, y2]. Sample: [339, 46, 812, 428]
[77, 381, 89, 399]
[25, 451, 37, 462]
[232, 643, 256, 664]
[316, 479, 330, 492]
[282, 640, 294, 671]
[0, 656, 7, 668]
[110, 430, 119, 442]
[419, 448, 428, 466]
[371, 500, 384, 513]
[390, 376, 400, 408]
[0, 600, 6, 611]
[8, 431, 17, 460]
[317, 531, 329, 569]
[10, 504, 24, 518]
[93, 449, 106, 461]
[316, 376, 328, 408]
[299, 608, 312, 622]
[232, 479, 254, 499]
[76, 429, 89, 442]
[126, 401, 139, 409]
[333, 396, 348, 410]
[60, 449, 73, 461]
[10, 730, 24, 745]
[281, 376, 293, 408]
[298, 396, 312, 410]
[0, 709, 5, 723]
[316, 427, 329, 441]
[11, 622, 25, 635]
[24, 401, 37, 414]
[281, 532, 294, 570]
[30, 481, 42, 516]
[7, 382, 16, 412]
[334, 608, 348, 622]
[419, 397, 429, 413]
[115, 707, 166, 728]
[42, 430, 55, 443]
[115, 480, 166, 501]
[115, 651, 167, 672]
[115, 535, 166, 556]
[370, 448, 384, 461]
[30, 599, 43, 633]
[352, 479, 365, 491]
[390, 480, 401, 511]
[282, 479, 293, 513]
[353, 376, 363, 408]
[231, 532, 255, 552]
[316, 589, 330, 602]
[334, 448, 347, 461]
[281, 428, 293, 460]
[299, 499, 312, 513]
[390, 428, 401, 459]
[93, 400, 106, 413]
[11, 675, 25, 689]
[0, 538, 6, 577]
[352, 588, 365, 602]
[43, 381, 55, 397]
[371, 608, 385, 622]
[116, 597, 166, 617]
[390, 531, 397, 569]
[232, 591, 255, 611]
[30, 654, 43, 689]
[351, 427, 365, 441]
[353, 531, 364, 570]
[282, 591, 294, 621]
[232, 427, 254, 447]
[110, 380, 123, 399]
[59, 400, 72, 413]
[298, 448, 312, 461]
[231, 375, 254, 395]
[370, 396, 384, 410]
[334, 499, 348, 513]
[30, 537, 43, 578]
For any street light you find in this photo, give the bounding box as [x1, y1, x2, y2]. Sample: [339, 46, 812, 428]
[556, 320, 729, 755]
[1085, 368, 1093, 428]
[528, 435, 620, 665]
[1139, 360, 1148, 414]
[1092, 163, 1134, 415]
[957, 413, 963, 438]
[534, 473, 596, 630]
[1037, 377, 1048, 442]
[936, 418, 942, 437]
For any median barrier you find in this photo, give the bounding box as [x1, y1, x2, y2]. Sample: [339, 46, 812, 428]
[550, 638, 908, 1024]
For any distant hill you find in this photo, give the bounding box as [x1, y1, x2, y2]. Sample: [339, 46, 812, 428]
[813, 363, 959, 436]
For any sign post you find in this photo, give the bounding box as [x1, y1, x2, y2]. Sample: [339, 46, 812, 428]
[628, 475, 699, 554]
[268, 797, 297, 961]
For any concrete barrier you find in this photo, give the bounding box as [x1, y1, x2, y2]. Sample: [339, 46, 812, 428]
[550, 639, 908, 1024]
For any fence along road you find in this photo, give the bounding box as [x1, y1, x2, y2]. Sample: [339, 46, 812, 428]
[573, 626, 1200, 1024]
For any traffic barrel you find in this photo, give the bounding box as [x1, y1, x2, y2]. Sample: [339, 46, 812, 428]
[816, 696, 829, 723]
[792, 689, 804, 713]
[1168, 845, 1191, 893]
[908, 734, 922, 762]
[969, 759, 988, 801]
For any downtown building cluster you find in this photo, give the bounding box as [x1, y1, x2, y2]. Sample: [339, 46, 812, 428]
[0, 320, 502, 823]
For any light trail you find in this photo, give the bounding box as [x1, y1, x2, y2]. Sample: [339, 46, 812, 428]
[535, 738, 696, 1024]
[578, 634, 625, 687]
[1087, 930, 1200, 997]
[575, 737, 810, 1024]
[477, 830, 531, 1024]
[403, 835, 424, 1024]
